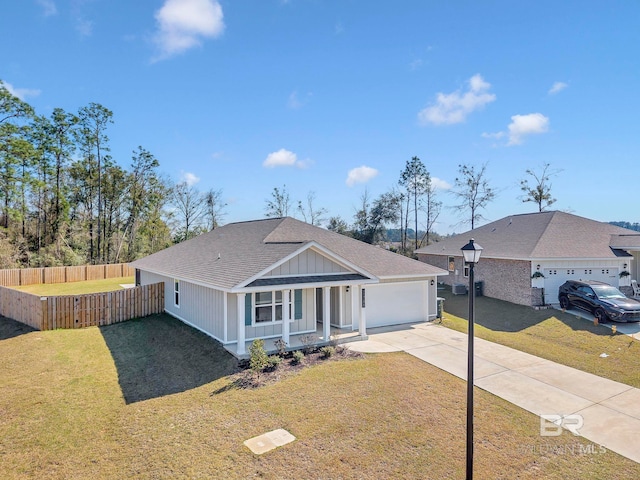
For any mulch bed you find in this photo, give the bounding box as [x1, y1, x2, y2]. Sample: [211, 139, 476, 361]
[225, 346, 364, 390]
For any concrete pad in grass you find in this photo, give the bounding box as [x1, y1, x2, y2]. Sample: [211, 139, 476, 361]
[244, 429, 296, 455]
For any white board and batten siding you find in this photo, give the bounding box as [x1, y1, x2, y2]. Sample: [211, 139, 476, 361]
[365, 280, 431, 328]
[139, 270, 226, 342]
[227, 289, 317, 343]
[264, 249, 350, 276]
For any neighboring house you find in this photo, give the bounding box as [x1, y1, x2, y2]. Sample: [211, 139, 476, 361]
[415, 211, 640, 307]
[131, 217, 448, 357]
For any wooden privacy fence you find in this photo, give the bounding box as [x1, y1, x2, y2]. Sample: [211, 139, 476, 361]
[0, 263, 135, 287]
[0, 282, 164, 331]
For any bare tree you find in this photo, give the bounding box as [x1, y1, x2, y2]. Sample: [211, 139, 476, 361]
[265, 185, 291, 218]
[297, 191, 327, 225]
[172, 182, 205, 241]
[520, 163, 560, 212]
[450, 163, 496, 229]
[420, 182, 442, 246]
[204, 188, 226, 230]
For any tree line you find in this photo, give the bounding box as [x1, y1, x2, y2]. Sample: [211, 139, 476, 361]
[1, 80, 560, 268]
[0, 82, 229, 268]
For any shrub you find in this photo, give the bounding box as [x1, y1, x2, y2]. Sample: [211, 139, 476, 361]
[291, 350, 304, 365]
[320, 346, 335, 358]
[299, 334, 318, 354]
[249, 339, 269, 375]
[267, 355, 282, 370]
[274, 338, 288, 356]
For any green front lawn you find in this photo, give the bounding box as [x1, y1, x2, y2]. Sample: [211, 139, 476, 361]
[1, 314, 639, 479]
[11, 276, 135, 296]
[439, 287, 640, 388]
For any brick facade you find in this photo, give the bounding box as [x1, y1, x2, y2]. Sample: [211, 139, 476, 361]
[418, 253, 537, 306]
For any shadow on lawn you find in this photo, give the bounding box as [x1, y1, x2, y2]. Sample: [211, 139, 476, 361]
[100, 314, 239, 404]
[0, 316, 37, 340]
[439, 286, 616, 337]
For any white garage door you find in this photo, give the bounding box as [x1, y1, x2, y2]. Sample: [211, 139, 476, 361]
[543, 268, 618, 304]
[365, 282, 427, 328]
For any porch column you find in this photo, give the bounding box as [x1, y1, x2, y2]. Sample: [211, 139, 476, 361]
[338, 286, 343, 326]
[359, 286, 367, 338]
[237, 293, 246, 355]
[323, 286, 331, 341]
[424, 280, 430, 320]
[282, 289, 290, 346]
[351, 285, 359, 331]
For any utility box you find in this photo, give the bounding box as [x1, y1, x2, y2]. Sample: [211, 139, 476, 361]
[452, 283, 467, 295]
[475, 281, 484, 297]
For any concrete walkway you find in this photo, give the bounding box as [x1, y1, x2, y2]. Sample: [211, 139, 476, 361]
[347, 321, 640, 464]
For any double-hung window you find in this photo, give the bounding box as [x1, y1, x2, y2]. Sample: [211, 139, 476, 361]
[245, 290, 303, 326]
[174, 279, 180, 307]
[254, 291, 283, 323]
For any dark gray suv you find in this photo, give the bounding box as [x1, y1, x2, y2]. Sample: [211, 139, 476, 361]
[558, 280, 640, 323]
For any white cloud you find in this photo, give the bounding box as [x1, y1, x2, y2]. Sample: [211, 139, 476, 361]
[181, 171, 200, 186]
[507, 113, 550, 145]
[481, 131, 505, 140]
[346, 166, 378, 187]
[153, 0, 225, 60]
[36, 0, 57, 16]
[75, 17, 92, 36]
[409, 59, 423, 71]
[287, 90, 312, 109]
[418, 74, 496, 126]
[263, 148, 310, 169]
[548, 81, 568, 95]
[431, 177, 451, 191]
[0, 80, 41, 100]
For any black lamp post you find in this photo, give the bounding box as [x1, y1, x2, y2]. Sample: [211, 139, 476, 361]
[461, 238, 483, 480]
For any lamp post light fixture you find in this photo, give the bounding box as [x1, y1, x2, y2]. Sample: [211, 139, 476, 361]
[461, 238, 483, 480]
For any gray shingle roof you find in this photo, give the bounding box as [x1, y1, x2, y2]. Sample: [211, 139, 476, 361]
[131, 217, 446, 290]
[415, 211, 636, 260]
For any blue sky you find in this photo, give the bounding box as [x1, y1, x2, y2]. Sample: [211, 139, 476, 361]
[2, 0, 639, 234]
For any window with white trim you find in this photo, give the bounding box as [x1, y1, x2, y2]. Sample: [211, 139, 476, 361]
[174, 279, 180, 307]
[254, 291, 283, 324]
[448, 256, 455, 272]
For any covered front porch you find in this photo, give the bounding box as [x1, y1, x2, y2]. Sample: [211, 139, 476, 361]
[229, 280, 372, 358]
[223, 321, 365, 359]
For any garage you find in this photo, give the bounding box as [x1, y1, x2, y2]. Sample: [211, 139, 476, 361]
[543, 267, 619, 304]
[365, 281, 428, 328]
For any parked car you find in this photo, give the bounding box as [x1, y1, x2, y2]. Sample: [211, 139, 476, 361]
[558, 280, 640, 323]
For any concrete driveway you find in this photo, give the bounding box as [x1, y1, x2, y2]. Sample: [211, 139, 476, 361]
[557, 306, 640, 341]
[348, 321, 640, 465]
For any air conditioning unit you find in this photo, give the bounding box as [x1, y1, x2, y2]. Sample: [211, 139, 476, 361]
[452, 283, 467, 295]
